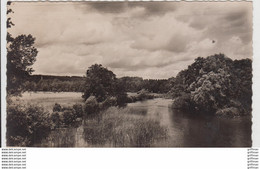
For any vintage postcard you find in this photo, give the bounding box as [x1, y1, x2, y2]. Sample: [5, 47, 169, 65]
[3, 1, 254, 147]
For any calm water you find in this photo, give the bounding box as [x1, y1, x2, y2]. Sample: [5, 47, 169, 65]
[128, 98, 252, 147]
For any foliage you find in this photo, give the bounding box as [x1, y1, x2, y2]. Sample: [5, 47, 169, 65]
[82, 64, 128, 106]
[100, 97, 117, 110]
[83, 96, 100, 116]
[50, 112, 62, 129]
[171, 93, 193, 111]
[22, 74, 171, 94]
[189, 69, 232, 114]
[119, 76, 171, 93]
[73, 104, 84, 118]
[7, 103, 51, 146]
[7, 3, 38, 96]
[53, 103, 62, 112]
[127, 89, 155, 103]
[51, 104, 83, 128]
[82, 64, 116, 102]
[170, 54, 252, 116]
[23, 76, 85, 92]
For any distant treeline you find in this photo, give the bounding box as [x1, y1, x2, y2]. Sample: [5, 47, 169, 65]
[23, 75, 172, 93]
[23, 75, 85, 92]
[118, 77, 172, 93]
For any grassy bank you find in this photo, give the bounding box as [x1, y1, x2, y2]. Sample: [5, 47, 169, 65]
[83, 107, 168, 147]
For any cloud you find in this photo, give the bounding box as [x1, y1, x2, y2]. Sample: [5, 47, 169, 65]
[84, 2, 177, 16]
[8, 2, 252, 79]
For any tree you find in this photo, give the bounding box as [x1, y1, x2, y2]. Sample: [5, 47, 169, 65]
[82, 64, 128, 106]
[171, 53, 252, 116]
[7, 2, 38, 95]
[83, 64, 116, 102]
[189, 69, 232, 114]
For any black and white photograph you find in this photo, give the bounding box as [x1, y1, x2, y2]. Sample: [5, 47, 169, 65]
[5, 1, 253, 147]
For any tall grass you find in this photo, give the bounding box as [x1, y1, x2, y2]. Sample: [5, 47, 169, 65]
[83, 107, 168, 147]
[39, 128, 77, 147]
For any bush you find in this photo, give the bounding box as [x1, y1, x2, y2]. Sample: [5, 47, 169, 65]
[73, 104, 84, 118]
[137, 89, 154, 101]
[126, 90, 154, 103]
[63, 109, 77, 126]
[51, 104, 83, 128]
[100, 97, 117, 110]
[50, 112, 62, 128]
[84, 96, 100, 116]
[172, 94, 193, 111]
[53, 103, 62, 112]
[7, 103, 51, 146]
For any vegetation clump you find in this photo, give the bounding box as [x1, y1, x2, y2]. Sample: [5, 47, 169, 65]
[170, 54, 252, 117]
[82, 64, 128, 107]
[51, 103, 83, 128]
[7, 103, 51, 146]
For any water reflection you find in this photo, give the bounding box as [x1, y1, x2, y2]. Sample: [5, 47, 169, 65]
[169, 109, 252, 147]
[128, 98, 252, 147]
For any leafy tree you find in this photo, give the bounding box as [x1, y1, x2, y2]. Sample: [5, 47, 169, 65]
[171, 53, 252, 116]
[189, 69, 232, 114]
[7, 2, 38, 95]
[82, 64, 128, 106]
[83, 64, 116, 102]
[7, 35, 38, 95]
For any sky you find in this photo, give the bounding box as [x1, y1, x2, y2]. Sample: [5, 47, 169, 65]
[8, 2, 252, 79]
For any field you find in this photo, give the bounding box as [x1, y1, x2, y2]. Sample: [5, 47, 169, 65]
[11, 92, 84, 112]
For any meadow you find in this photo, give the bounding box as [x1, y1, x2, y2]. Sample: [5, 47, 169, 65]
[12, 92, 84, 112]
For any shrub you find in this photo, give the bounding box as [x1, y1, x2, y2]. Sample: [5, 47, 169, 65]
[84, 96, 100, 116]
[73, 104, 84, 118]
[137, 89, 154, 101]
[51, 104, 84, 128]
[63, 109, 77, 126]
[50, 112, 62, 128]
[172, 94, 193, 112]
[7, 103, 51, 146]
[100, 97, 117, 110]
[53, 103, 62, 112]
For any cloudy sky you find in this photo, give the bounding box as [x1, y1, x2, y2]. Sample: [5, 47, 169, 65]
[9, 2, 252, 79]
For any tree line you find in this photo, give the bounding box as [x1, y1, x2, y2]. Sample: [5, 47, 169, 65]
[22, 74, 172, 93]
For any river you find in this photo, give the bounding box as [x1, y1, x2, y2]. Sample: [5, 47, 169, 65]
[127, 98, 252, 147]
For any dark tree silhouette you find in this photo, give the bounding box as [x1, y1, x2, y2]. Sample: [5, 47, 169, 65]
[83, 64, 116, 102]
[7, 2, 38, 95]
[82, 64, 128, 106]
